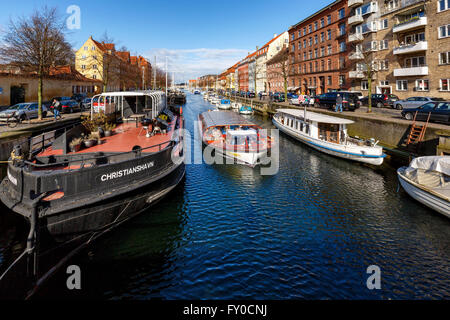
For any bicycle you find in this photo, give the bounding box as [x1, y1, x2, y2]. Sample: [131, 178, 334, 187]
[6, 114, 22, 128]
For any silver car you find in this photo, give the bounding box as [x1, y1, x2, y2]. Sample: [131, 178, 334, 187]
[394, 97, 445, 110]
[0, 102, 48, 122]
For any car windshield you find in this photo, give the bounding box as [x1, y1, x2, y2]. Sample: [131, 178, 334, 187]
[9, 103, 28, 110]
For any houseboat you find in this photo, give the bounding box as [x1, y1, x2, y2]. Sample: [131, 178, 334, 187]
[398, 156, 450, 218]
[218, 99, 231, 110]
[0, 91, 185, 250]
[198, 110, 272, 167]
[273, 109, 385, 165]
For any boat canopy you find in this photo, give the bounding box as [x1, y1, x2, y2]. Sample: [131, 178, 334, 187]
[201, 110, 255, 128]
[409, 156, 450, 176]
[276, 109, 354, 125]
[221, 99, 231, 104]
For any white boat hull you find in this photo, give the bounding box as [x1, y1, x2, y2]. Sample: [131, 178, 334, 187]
[273, 118, 384, 166]
[218, 105, 231, 110]
[398, 169, 450, 218]
[209, 145, 267, 167]
[239, 110, 253, 115]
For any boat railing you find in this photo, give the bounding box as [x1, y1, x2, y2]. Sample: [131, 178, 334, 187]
[22, 140, 176, 170]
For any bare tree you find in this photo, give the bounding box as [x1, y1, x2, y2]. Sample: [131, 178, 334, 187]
[349, 42, 378, 113]
[0, 6, 73, 119]
[267, 47, 289, 102]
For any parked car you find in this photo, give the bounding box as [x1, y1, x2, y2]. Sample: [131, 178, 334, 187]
[348, 91, 363, 100]
[394, 97, 446, 110]
[401, 101, 450, 124]
[80, 98, 92, 110]
[51, 96, 72, 103]
[360, 94, 399, 108]
[59, 100, 81, 113]
[273, 92, 285, 102]
[0, 102, 48, 121]
[71, 93, 88, 103]
[247, 91, 255, 98]
[315, 92, 361, 111]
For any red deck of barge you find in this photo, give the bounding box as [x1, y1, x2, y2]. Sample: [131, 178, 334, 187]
[38, 118, 178, 158]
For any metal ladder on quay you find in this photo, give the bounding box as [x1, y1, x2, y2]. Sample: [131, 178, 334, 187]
[406, 111, 431, 155]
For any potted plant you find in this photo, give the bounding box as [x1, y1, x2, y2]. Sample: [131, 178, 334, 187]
[104, 122, 116, 137]
[69, 137, 83, 153]
[84, 132, 100, 148]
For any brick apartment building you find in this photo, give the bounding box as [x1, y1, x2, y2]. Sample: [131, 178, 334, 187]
[267, 48, 289, 92]
[288, 0, 350, 96]
[347, 0, 450, 99]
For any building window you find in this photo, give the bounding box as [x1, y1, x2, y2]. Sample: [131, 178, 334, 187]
[321, 60, 325, 71]
[404, 32, 425, 44]
[327, 29, 332, 40]
[321, 18, 325, 28]
[291, 44, 295, 52]
[303, 27, 307, 35]
[338, 8, 345, 19]
[439, 52, 450, 64]
[327, 15, 332, 25]
[84, 46, 88, 51]
[298, 42, 302, 50]
[415, 79, 429, 91]
[380, 80, 389, 86]
[379, 60, 389, 70]
[91, 46, 95, 50]
[439, 24, 450, 38]
[321, 32, 325, 42]
[314, 48, 318, 58]
[440, 79, 450, 91]
[386, 0, 399, 10]
[315, 21, 318, 31]
[339, 57, 345, 69]
[299, 30, 302, 37]
[396, 80, 407, 91]
[405, 56, 426, 67]
[314, 35, 318, 44]
[309, 25, 312, 33]
[309, 63, 313, 73]
[303, 39, 307, 48]
[438, 0, 450, 12]
[339, 75, 345, 86]
[304, 52, 307, 60]
[380, 19, 388, 30]
[327, 45, 332, 55]
[291, 33, 295, 41]
[328, 59, 332, 70]
[309, 37, 313, 46]
[339, 24, 346, 36]
[309, 51, 313, 59]
[82, 55, 86, 59]
[328, 76, 332, 85]
[321, 47, 325, 56]
[81, 65, 86, 70]
[361, 80, 369, 90]
[339, 41, 346, 52]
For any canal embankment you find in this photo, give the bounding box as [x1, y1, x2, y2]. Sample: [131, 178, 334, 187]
[227, 96, 450, 164]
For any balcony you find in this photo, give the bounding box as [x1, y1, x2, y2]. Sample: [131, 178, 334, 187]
[393, 41, 428, 55]
[349, 70, 365, 78]
[348, 0, 363, 8]
[348, 33, 364, 42]
[348, 15, 364, 26]
[349, 52, 364, 60]
[393, 17, 427, 33]
[394, 66, 429, 77]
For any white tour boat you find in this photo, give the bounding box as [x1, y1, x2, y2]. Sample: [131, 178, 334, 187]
[273, 109, 385, 165]
[218, 99, 232, 110]
[398, 156, 450, 218]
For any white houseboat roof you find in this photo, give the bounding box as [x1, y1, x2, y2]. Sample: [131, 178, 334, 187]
[200, 110, 256, 128]
[276, 109, 354, 125]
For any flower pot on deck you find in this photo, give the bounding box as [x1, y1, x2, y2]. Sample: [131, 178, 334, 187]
[84, 140, 97, 148]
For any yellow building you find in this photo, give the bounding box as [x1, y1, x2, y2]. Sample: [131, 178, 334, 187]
[75, 36, 121, 92]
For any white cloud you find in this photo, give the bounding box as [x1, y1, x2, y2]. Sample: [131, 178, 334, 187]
[144, 48, 249, 82]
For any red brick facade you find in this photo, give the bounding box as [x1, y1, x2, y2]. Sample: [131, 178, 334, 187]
[289, 0, 350, 96]
[238, 63, 249, 91]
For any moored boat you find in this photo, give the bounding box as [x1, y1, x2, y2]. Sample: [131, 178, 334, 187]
[398, 156, 450, 218]
[273, 109, 385, 165]
[198, 110, 272, 167]
[0, 91, 186, 248]
[231, 102, 241, 110]
[218, 99, 231, 110]
[239, 105, 253, 115]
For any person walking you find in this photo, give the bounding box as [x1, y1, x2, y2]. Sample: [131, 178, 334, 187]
[259, 92, 262, 101]
[335, 94, 343, 113]
[51, 99, 62, 121]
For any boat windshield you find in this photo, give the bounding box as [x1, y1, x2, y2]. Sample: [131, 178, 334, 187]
[226, 130, 258, 145]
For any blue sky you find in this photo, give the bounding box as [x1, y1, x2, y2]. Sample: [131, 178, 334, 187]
[0, 0, 332, 81]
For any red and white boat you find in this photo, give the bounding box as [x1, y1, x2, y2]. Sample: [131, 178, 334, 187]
[198, 110, 272, 167]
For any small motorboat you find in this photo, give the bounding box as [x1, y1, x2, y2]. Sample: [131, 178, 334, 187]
[273, 108, 385, 165]
[218, 99, 231, 110]
[194, 90, 201, 95]
[398, 156, 450, 218]
[231, 102, 241, 110]
[211, 97, 221, 106]
[198, 110, 272, 167]
[239, 105, 253, 115]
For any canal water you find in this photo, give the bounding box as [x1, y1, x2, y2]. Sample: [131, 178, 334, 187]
[0, 93, 449, 299]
